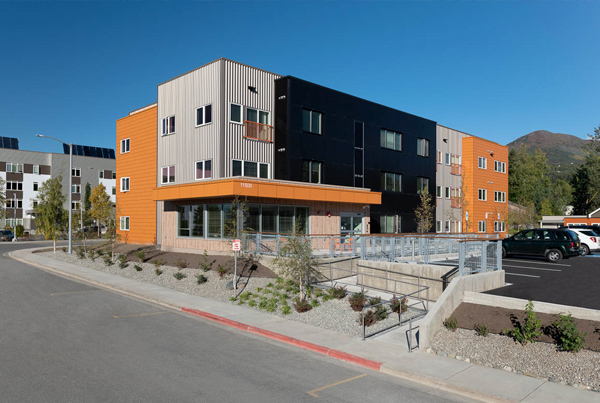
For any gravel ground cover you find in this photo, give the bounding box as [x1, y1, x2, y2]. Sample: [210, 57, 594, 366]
[39, 250, 416, 338]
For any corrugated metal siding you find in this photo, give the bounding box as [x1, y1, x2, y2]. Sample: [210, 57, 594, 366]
[435, 125, 467, 223]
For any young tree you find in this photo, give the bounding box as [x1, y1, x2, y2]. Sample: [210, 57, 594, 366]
[414, 191, 434, 233]
[83, 182, 93, 227]
[89, 183, 112, 237]
[0, 177, 6, 220]
[274, 232, 319, 300]
[34, 175, 67, 252]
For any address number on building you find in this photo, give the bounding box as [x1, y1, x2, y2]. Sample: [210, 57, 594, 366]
[240, 183, 253, 189]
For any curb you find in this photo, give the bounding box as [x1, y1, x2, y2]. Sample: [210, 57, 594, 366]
[181, 307, 382, 371]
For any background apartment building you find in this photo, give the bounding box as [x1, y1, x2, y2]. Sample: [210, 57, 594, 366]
[0, 136, 116, 233]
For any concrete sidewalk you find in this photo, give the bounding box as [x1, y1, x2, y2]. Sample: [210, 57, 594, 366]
[11, 248, 599, 403]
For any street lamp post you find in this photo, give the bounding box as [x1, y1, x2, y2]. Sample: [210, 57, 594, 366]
[36, 134, 72, 254]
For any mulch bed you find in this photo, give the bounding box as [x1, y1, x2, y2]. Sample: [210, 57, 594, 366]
[451, 302, 600, 351]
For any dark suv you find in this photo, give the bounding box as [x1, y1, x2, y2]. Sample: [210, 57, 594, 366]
[0, 230, 14, 241]
[502, 229, 580, 262]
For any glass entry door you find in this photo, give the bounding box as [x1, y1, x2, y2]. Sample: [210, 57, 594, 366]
[340, 213, 363, 235]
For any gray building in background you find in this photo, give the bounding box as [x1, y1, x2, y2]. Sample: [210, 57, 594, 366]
[0, 136, 116, 233]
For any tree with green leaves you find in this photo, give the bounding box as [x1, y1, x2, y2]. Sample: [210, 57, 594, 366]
[83, 182, 93, 227]
[34, 175, 67, 252]
[0, 177, 6, 220]
[570, 155, 600, 214]
[414, 191, 434, 233]
[89, 183, 112, 237]
[508, 146, 551, 213]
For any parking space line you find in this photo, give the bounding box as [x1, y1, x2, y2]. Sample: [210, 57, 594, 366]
[505, 273, 540, 278]
[307, 374, 367, 398]
[502, 264, 561, 272]
[503, 259, 570, 267]
[50, 290, 101, 296]
[113, 312, 169, 319]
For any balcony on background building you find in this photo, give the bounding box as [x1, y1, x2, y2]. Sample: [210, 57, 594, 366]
[451, 163, 462, 176]
[451, 196, 461, 208]
[244, 121, 273, 142]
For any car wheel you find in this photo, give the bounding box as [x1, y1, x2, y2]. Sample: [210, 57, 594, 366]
[581, 244, 590, 256]
[501, 246, 511, 258]
[546, 249, 563, 262]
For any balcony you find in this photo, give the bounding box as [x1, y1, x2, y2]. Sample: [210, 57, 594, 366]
[451, 163, 462, 176]
[244, 121, 273, 143]
[451, 196, 461, 208]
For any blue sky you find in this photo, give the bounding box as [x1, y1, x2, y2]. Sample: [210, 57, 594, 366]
[1, 1, 598, 154]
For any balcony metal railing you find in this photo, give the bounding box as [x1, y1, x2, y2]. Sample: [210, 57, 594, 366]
[244, 121, 273, 142]
[450, 163, 462, 176]
[450, 196, 460, 208]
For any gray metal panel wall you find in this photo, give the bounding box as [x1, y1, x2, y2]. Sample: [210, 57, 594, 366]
[157, 60, 222, 185]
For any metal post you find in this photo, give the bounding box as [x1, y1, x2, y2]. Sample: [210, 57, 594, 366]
[68, 143, 72, 254]
[458, 242, 465, 276]
[13, 195, 17, 242]
[481, 241, 488, 273]
[234, 200, 240, 298]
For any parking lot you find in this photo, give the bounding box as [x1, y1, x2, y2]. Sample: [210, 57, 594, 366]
[486, 254, 600, 310]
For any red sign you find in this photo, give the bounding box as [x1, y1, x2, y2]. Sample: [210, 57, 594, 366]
[232, 239, 241, 251]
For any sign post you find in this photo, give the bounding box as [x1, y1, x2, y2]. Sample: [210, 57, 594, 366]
[232, 239, 241, 297]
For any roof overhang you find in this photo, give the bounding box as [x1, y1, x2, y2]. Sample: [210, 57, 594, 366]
[153, 178, 381, 205]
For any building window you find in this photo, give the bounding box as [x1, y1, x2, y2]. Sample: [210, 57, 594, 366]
[6, 163, 23, 173]
[381, 172, 402, 192]
[120, 138, 130, 154]
[494, 191, 506, 202]
[195, 160, 212, 180]
[494, 161, 506, 173]
[445, 220, 451, 232]
[6, 181, 23, 191]
[380, 215, 398, 234]
[436, 185, 442, 198]
[232, 160, 269, 179]
[99, 171, 104, 179]
[478, 221, 487, 232]
[196, 104, 212, 126]
[71, 184, 81, 194]
[6, 199, 22, 209]
[120, 216, 130, 231]
[246, 108, 269, 125]
[33, 182, 38, 191]
[417, 138, 430, 157]
[161, 115, 176, 135]
[478, 188, 487, 201]
[417, 177, 429, 194]
[436, 220, 442, 233]
[302, 109, 322, 135]
[303, 161, 322, 184]
[445, 186, 450, 199]
[33, 165, 39, 174]
[494, 221, 506, 232]
[161, 166, 175, 184]
[6, 219, 23, 227]
[437, 150, 442, 164]
[380, 129, 402, 151]
[71, 201, 80, 210]
[120, 177, 130, 192]
[72, 168, 81, 177]
[478, 157, 487, 169]
[445, 153, 451, 165]
[112, 186, 116, 195]
[230, 103, 242, 124]
[112, 172, 116, 179]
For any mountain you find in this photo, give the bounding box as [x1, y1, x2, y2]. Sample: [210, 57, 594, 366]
[507, 130, 589, 167]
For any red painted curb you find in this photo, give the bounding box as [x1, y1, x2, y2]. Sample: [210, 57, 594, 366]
[182, 307, 382, 371]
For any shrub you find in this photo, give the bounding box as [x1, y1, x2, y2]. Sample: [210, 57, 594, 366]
[96, 249, 105, 257]
[329, 286, 347, 299]
[229, 297, 236, 302]
[322, 294, 333, 302]
[217, 265, 227, 278]
[474, 323, 489, 337]
[103, 255, 113, 266]
[294, 298, 312, 313]
[152, 259, 163, 269]
[285, 279, 295, 286]
[275, 277, 284, 284]
[359, 310, 378, 327]
[368, 297, 388, 321]
[266, 282, 274, 288]
[314, 289, 324, 298]
[155, 268, 163, 276]
[390, 296, 408, 314]
[88, 250, 95, 261]
[266, 300, 277, 312]
[134, 264, 143, 272]
[256, 287, 263, 293]
[173, 272, 187, 280]
[199, 250, 212, 272]
[175, 259, 188, 270]
[282, 305, 291, 315]
[62, 247, 67, 253]
[76, 248, 86, 259]
[248, 299, 256, 307]
[118, 255, 129, 269]
[195, 274, 208, 284]
[349, 292, 367, 312]
[444, 317, 458, 332]
[135, 250, 145, 263]
[553, 314, 586, 352]
[239, 292, 252, 301]
[504, 300, 541, 345]
[279, 294, 289, 304]
[310, 299, 320, 308]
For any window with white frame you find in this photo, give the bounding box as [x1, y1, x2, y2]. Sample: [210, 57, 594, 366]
[478, 188, 487, 201]
[417, 138, 430, 157]
[380, 215, 399, 234]
[436, 185, 442, 198]
[232, 160, 269, 179]
[120, 177, 130, 192]
[120, 216, 130, 231]
[121, 138, 130, 154]
[71, 184, 81, 194]
[6, 199, 22, 209]
[161, 166, 175, 184]
[494, 161, 506, 173]
[72, 168, 81, 177]
[196, 104, 212, 126]
[33, 165, 39, 174]
[417, 177, 429, 194]
[246, 107, 270, 125]
[303, 161, 322, 184]
[478, 221, 487, 232]
[230, 103, 242, 124]
[494, 221, 506, 232]
[6, 181, 23, 191]
[302, 109, 323, 134]
[380, 129, 402, 151]
[6, 219, 23, 227]
[445, 153, 451, 165]
[6, 163, 23, 173]
[445, 186, 450, 199]
[437, 150, 442, 164]
[195, 160, 212, 180]
[436, 220, 442, 233]
[161, 115, 176, 135]
[478, 157, 487, 169]
[381, 172, 402, 192]
[71, 201, 80, 210]
[33, 182, 38, 191]
[494, 191, 506, 202]
[445, 220, 451, 232]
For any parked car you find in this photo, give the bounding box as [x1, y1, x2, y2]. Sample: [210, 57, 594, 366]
[502, 228, 580, 262]
[0, 230, 15, 241]
[569, 228, 600, 256]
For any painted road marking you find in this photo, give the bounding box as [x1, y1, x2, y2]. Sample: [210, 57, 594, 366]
[505, 273, 540, 278]
[307, 374, 367, 398]
[502, 264, 561, 272]
[50, 290, 101, 296]
[503, 259, 571, 267]
[113, 312, 169, 319]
